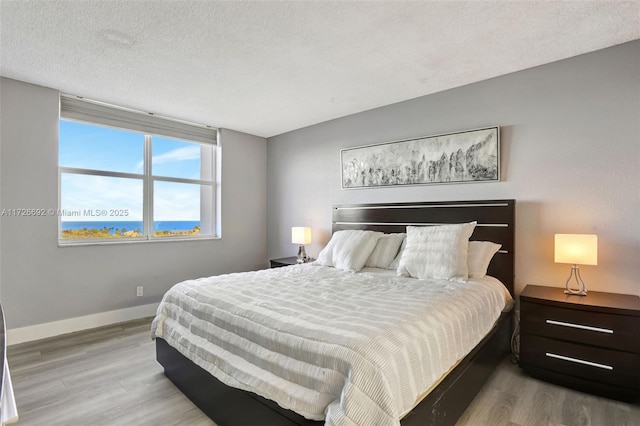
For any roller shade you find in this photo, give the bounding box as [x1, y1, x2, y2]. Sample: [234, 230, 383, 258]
[60, 95, 217, 145]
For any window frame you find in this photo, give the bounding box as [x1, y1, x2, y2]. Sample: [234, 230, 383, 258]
[58, 95, 220, 246]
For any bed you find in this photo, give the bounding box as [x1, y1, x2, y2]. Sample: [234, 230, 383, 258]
[153, 199, 515, 426]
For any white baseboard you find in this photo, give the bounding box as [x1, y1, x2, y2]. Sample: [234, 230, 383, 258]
[6, 303, 159, 346]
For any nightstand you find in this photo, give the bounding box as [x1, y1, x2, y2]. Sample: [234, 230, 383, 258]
[269, 256, 299, 268]
[519, 285, 640, 401]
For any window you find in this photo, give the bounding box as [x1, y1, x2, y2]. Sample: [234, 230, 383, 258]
[58, 95, 219, 244]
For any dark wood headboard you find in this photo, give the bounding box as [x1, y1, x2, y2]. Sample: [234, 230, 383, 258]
[332, 199, 515, 296]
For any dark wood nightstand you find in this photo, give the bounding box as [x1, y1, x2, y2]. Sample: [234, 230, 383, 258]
[519, 285, 640, 401]
[269, 256, 299, 268]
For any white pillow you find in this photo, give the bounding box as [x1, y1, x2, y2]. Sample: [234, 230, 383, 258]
[386, 233, 407, 270]
[365, 233, 405, 269]
[397, 222, 476, 280]
[468, 241, 502, 278]
[315, 230, 383, 272]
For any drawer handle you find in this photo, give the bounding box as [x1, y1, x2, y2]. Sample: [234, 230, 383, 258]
[546, 319, 613, 334]
[545, 352, 613, 370]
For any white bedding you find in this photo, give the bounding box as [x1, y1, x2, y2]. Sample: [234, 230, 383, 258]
[151, 264, 512, 426]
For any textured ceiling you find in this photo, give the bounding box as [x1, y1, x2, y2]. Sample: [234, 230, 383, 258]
[1, 1, 639, 138]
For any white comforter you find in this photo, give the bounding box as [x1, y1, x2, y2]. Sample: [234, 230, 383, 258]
[151, 264, 512, 426]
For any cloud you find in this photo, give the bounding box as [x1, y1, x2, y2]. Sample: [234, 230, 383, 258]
[153, 146, 201, 164]
[60, 174, 209, 222]
[153, 182, 202, 221]
[135, 146, 201, 171]
[61, 174, 143, 220]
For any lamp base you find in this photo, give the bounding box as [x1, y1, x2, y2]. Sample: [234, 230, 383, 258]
[564, 289, 587, 296]
[564, 265, 587, 296]
[297, 245, 308, 263]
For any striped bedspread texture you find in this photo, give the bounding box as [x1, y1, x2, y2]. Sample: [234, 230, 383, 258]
[151, 264, 512, 426]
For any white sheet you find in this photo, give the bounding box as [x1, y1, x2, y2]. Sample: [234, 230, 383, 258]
[1, 361, 18, 425]
[152, 264, 511, 426]
[1, 300, 18, 426]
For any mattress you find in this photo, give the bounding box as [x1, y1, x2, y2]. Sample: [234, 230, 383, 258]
[151, 264, 512, 426]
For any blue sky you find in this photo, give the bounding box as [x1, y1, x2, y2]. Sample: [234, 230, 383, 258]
[59, 119, 206, 222]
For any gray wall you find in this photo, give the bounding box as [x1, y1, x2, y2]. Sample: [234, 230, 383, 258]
[267, 40, 640, 297]
[0, 77, 268, 328]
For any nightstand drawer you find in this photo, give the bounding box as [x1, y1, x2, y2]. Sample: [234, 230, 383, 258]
[521, 334, 640, 391]
[521, 301, 640, 353]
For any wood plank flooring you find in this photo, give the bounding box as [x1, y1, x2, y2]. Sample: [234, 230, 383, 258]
[7, 318, 640, 426]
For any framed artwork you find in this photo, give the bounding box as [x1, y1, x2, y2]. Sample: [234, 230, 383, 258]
[341, 126, 499, 189]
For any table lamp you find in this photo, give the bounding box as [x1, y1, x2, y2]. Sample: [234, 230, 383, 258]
[292, 227, 312, 263]
[554, 234, 598, 296]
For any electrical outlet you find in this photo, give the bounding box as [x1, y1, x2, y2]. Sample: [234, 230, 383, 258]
[136, 286, 143, 297]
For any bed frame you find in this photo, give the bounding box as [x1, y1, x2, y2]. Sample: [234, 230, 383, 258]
[156, 199, 515, 426]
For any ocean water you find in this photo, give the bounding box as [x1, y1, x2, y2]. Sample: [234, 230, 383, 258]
[61, 221, 200, 233]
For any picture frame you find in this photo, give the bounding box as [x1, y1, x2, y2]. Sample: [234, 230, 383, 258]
[341, 126, 500, 189]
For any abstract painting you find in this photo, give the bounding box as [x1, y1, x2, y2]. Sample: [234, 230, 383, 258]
[341, 126, 499, 189]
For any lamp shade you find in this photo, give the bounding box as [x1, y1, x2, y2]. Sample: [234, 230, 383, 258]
[292, 227, 312, 245]
[554, 234, 597, 266]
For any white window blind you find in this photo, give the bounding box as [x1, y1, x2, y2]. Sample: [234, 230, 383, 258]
[60, 95, 217, 144]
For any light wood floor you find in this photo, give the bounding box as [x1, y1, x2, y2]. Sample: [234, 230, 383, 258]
[7, 318, 640, 426]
